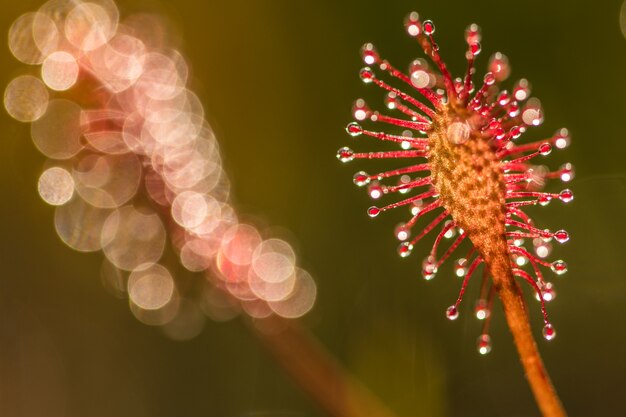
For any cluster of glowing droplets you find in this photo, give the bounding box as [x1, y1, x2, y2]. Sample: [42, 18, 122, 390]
[338, 13, 573, 353]
[5, 0, 316, 338]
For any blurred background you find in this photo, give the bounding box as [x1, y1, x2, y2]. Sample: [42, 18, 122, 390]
[1, 0, 625, 416]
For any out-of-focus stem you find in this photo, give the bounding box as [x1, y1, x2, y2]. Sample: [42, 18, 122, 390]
[489, 252, 567, 417]
[247, 315, 399, 417]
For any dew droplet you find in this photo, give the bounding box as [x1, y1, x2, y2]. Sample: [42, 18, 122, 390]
[538, 143, 552, 156]
[559, 189, 574, 203]
[487, 119, 500, 133]
[367, 206, 380, 218]
[474, 300, 490, 320]
[477, 334, 492, 354]
[543, 323, 556, 341]
[553, 230, 569, 244]
[488, 52, 510, 82]
[397, 241, 413, 258]
[454, 258, 467, 277]
[538, 194, 552, 206]
[514, 254, 528, 266]
[408, 59, 432, 89]
[336, 147, 354, 163]
[410, 200, 423, 216]
[412, 71, 431, 89]
[352, 99, 370, 121]
[423, 20, 435, 35]
[455, 76, 470, 94]
[385, 92, 399, 109]
[551, 260, 568, 275]
[522, 99, 544, 126]
[404, 12, 421, 37]
[403, 128, 415, 139]
[514, 79, 531, 101]
[353, 171, 370, 187]
[508, 102, 520, 118]
[359, 67, 375, 83]
[397, 175, 411, 194]
[445, 305, 459, 320]
[465, 23, 481, 44]
[540, 282, 556, 302]
[553, 128, 571, 149]
[498, 91, 511, 107]
[559, 163, 575, 182]
[395, 223, 410, 241]
[483, 72, 496, 86]
[368, 182, 383, 199]
[422, 256, 437, 280]
[469, 42, 481, 56]
[534, 240, 552, 259]
[535, 243, 552, 258]
[360, 43, 379, 65]
[346, 122, 363, 137]
[443, 220, 456, 239]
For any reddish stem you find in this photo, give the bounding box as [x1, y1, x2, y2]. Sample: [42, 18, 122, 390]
[248, 315, 399, 417]
[488, 251, 567, 417]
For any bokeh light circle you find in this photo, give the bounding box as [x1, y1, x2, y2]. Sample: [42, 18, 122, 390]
[4, 75, 49, 122]
[6, 0, 318, 328]
[101, 205, 166, 271]
[73, 152, 142, 208]
[65, 2, 117, 51]
[55, 197, 113, 252]
[30, 99, 83, 159]
[251, 239, 296, 284]
[38, 166, 75, 206]
[269, 268, 317, 318]
[128, 263, 175, 310]
[42, 51, 79, 91]
[8, 12, 59, 65]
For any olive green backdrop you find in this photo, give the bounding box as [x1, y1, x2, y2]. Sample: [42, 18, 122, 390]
[1, 0, 625, 416]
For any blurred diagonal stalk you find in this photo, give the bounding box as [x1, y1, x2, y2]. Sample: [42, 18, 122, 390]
[249, 316, 399, 417]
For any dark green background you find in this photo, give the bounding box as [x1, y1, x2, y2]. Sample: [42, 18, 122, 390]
[1, 0, 625, 416]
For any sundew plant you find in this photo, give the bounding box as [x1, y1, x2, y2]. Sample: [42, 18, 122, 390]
[338, 12, 572, 417]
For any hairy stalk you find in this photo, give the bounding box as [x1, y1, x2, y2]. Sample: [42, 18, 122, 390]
[489, 253, 567, 417]
[248, 316, 399, 417]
